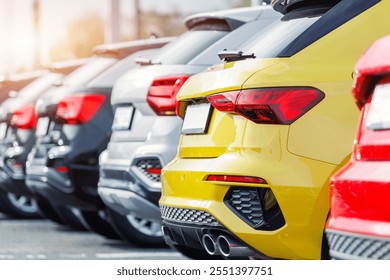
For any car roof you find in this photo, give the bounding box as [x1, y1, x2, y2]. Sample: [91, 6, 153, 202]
[92, 37, 175, 59]
[184, 6, 276, 30]
[0, 69, 47, 84]
[45, 58, 87, 75]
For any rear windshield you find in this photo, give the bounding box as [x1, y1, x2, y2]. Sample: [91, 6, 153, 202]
[242, 15, 319, 58]
[189, 14, 281, 65]
[17, 72, 63, 103]
[240, 0, 379, 58]
[151, 30, 227, 65]
[88, 49, 158, 88]
[62, 57, 117, 86]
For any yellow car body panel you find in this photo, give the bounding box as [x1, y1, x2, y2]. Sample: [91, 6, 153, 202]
[161, 1, 390, 259]
[161, 125, 338, 259]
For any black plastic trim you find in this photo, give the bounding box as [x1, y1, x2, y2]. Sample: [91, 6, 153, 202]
[224, 186, 285, 231]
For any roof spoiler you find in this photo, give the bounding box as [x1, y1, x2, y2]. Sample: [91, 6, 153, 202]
[272, 0, 341, 14]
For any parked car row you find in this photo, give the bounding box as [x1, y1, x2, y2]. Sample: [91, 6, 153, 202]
[0, 0, 389, 260]
[0, 61, 84, 219]
[159, 0, 390, 260]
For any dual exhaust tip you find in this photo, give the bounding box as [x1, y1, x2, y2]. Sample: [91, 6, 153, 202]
[161, 226, 254, 258]
[202, 234, 253, 257]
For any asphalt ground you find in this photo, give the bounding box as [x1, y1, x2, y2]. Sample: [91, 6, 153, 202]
[0, 212, 186, 260]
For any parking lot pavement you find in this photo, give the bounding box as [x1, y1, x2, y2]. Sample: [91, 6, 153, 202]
[0, 213, 186, 260]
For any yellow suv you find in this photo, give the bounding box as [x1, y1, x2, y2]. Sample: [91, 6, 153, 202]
[160, 0, 390, 260]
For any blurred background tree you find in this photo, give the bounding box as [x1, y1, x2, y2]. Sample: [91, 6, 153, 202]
[49, 13, 105, 62]
[47, 0, 263, 62]
[0, 0, 263, 72]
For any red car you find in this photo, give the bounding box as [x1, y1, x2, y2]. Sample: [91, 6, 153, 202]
[326, 35, 390, 260]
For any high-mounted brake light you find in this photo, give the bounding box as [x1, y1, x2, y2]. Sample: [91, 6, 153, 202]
[11, 104, 38, 129]
[206, 174, 267, 184]
[208, 87, 324, 124]
[147, 75, 190, 116]
[56, 94, 106, 125]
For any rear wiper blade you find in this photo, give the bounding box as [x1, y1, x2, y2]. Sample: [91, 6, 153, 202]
[135, 57, 161, 66]
[218, 49, 256, 62]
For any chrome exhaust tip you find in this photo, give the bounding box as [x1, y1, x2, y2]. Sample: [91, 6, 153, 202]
[202, 234, 219, 255]
[217, 235, 254, 257]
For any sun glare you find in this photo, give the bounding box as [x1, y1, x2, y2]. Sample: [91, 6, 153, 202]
[13, 33, 36, 70]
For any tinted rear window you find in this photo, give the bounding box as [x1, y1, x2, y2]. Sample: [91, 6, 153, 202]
[152, 30, 227, 65]
[241, 0, 379, 58]
[189, 15, 281, 65]
[88, 49, 159, 89]
[242, 15, 319, 58]
[17, 72, 63, 103]
[62, 57, 117, 86]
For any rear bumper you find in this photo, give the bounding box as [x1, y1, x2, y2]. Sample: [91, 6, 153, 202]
[161, 207, 262, 258]
[0, 168, 28, 195]
[327, 161, 390, 235]
[160, 152, 338, 260]
[326, 229, 390, 260]
[98, 186, 160, 221]
[326, 160, 390, 259]
[97, 163, 161, 219]
[0, 151, 31, 196]
[26, 160, 101, 211]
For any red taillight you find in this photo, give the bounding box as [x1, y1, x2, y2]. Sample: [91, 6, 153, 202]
[206, 174, 267, 184]
[353, 35, 390, 108]
[11, 104, 38, 129]
[56, 166, 69, 173]
[207, 87, 324, 124]
[56, 94, 106, 125]
[207, 91, 240, 113]
[147, 75, 190, 116]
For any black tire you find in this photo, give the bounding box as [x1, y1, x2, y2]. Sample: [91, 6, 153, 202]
[107, 207, 165, 247]
[79, 210, 121, 240]
[0, 191, 41, 219]
[55, 206, 88, 231]
[35, 197, 66, 225]
[172, 244, 224, 260]
[321, 231, 331, 260]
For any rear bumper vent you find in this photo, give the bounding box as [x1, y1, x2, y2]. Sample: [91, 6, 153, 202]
[134, 158, 162, 182]
[224, 187, 285, 231]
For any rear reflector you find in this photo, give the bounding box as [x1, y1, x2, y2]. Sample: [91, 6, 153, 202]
[11, 104, 38, 129]
[206, 174, 267, 184]
[56, 166, 69, 173]
[56, 94, 106, 124]
[146, 167, 162, 175]
[147, 75, 190, 116]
